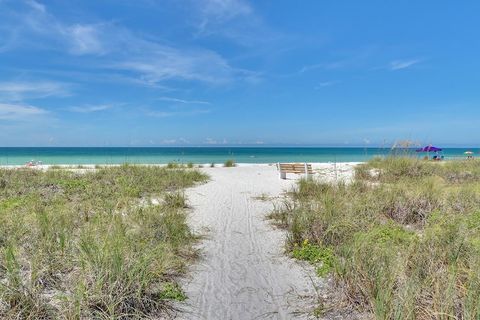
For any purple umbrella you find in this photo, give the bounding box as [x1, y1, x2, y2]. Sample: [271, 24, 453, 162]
[416, 146, 443, 152]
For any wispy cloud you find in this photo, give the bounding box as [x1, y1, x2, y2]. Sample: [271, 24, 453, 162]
[108, 29, 263, 85]
[157, 96, 211, 105]
[0, 103, 48, 120]
[390, 59, 420, 71]
[205, 137, 218, 144]
[203, 137, 229, 145]
[298, 47, 385, 74]
[25, 0, 46, 13]
[1, 1, 259, 87]
[198, 0, 252, 25]
[67, 104, 113, 113]
[315, 80, 339, 89]
[1, 0, 105, 55]
[161, 137, 190, 145]
[112, 45, 238, 85]
[192, 0, 276, 47]
[68, 24, 106, 55]
[299, 58, 367, 74]
[299, 63, 325, 73]
[0, 81, 70, 101]
[147, 108, 211, 118]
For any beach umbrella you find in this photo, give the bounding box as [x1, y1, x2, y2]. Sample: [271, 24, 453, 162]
[465, 151, 474, 155]
[416, 146, 443, 152]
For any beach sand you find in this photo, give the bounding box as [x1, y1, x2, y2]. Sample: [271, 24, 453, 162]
[176, 163, 358, 320]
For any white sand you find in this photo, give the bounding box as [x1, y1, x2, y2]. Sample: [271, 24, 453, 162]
[176, 163, 358, 319]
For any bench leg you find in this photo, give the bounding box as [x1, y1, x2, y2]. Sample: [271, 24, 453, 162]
[304, 163, 312, 180]
[279, 172, 286, 179]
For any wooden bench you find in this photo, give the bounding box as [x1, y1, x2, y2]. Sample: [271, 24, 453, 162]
[277, 163, 313, 179]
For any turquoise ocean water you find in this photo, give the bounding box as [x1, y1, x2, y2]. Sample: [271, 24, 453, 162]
[0, 147, 477, 166]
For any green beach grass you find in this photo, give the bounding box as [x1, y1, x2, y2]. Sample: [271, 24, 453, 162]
[0, 165, 207, 319]
[270, 157, 480, 319]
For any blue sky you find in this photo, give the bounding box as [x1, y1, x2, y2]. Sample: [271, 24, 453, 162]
[0, 0, 479, 146]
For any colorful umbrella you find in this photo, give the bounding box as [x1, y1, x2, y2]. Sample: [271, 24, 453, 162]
[416, 146, 443, 152]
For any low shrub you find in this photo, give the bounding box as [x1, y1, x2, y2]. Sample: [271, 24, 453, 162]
[224, 159, 236, 167]
[292, 240, 335, 277]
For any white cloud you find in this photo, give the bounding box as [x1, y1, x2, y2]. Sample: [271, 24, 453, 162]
[112, 43, 237, 85]
[159, 138, 190, 145]
[199, 0, 252, 24]
[1, 1, 105, 55]
[203, 137, 229, 145]
[25, 0, 46, 13]
[147, 108, 210, 118]
[299, 63, 323, 73]
[390, 59, 420, 71]
[193, 0, 274, 47]
[0, 81, 70, 101]
[204, 137, 217, 144]
[315, 81, 339, 89]
[161, 139, 177, 144]
[300, 59, 362, 74]
[0, 103, 48, 120]
[68, 104, 113, 113]
[157, 97, 210, 105]
[1, 1, 258, 86]
[68, 24, 106, 55]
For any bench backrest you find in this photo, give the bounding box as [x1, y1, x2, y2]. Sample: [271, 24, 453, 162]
[278, 163, 313, 174]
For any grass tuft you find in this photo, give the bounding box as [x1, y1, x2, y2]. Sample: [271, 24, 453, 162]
[223, 159, 236, 167]
[159, 282, 187, 301]
[292, 240, 335, 277]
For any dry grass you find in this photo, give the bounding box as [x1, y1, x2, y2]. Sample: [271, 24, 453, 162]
[271, 157, 480, 319]
[0, 164, 207, 319]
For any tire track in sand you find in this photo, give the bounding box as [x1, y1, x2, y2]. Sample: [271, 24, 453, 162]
[176, 165, 322, 320]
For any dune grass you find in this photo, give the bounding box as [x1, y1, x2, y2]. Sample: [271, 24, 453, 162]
[271, 157, 480, 319]
[0, 165, 207, 319]
[223, 160, 236, 167]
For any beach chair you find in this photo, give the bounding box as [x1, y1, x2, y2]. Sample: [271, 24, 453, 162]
[277, 163, 313, 179]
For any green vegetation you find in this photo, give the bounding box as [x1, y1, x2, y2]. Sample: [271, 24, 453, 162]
[158, 282, 187, 302]
[271, 157, 480, 319]
[292, 240, 335, 277]
[224, 159, 236, 167]
[166, 162, 181, 169]
[166, 162, 197, 169]
[0, 165, 207, 319]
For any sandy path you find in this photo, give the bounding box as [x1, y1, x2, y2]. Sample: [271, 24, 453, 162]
[175, 164, 360, 320]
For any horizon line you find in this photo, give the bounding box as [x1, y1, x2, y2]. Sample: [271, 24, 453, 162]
[0, 145, 479, 149]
